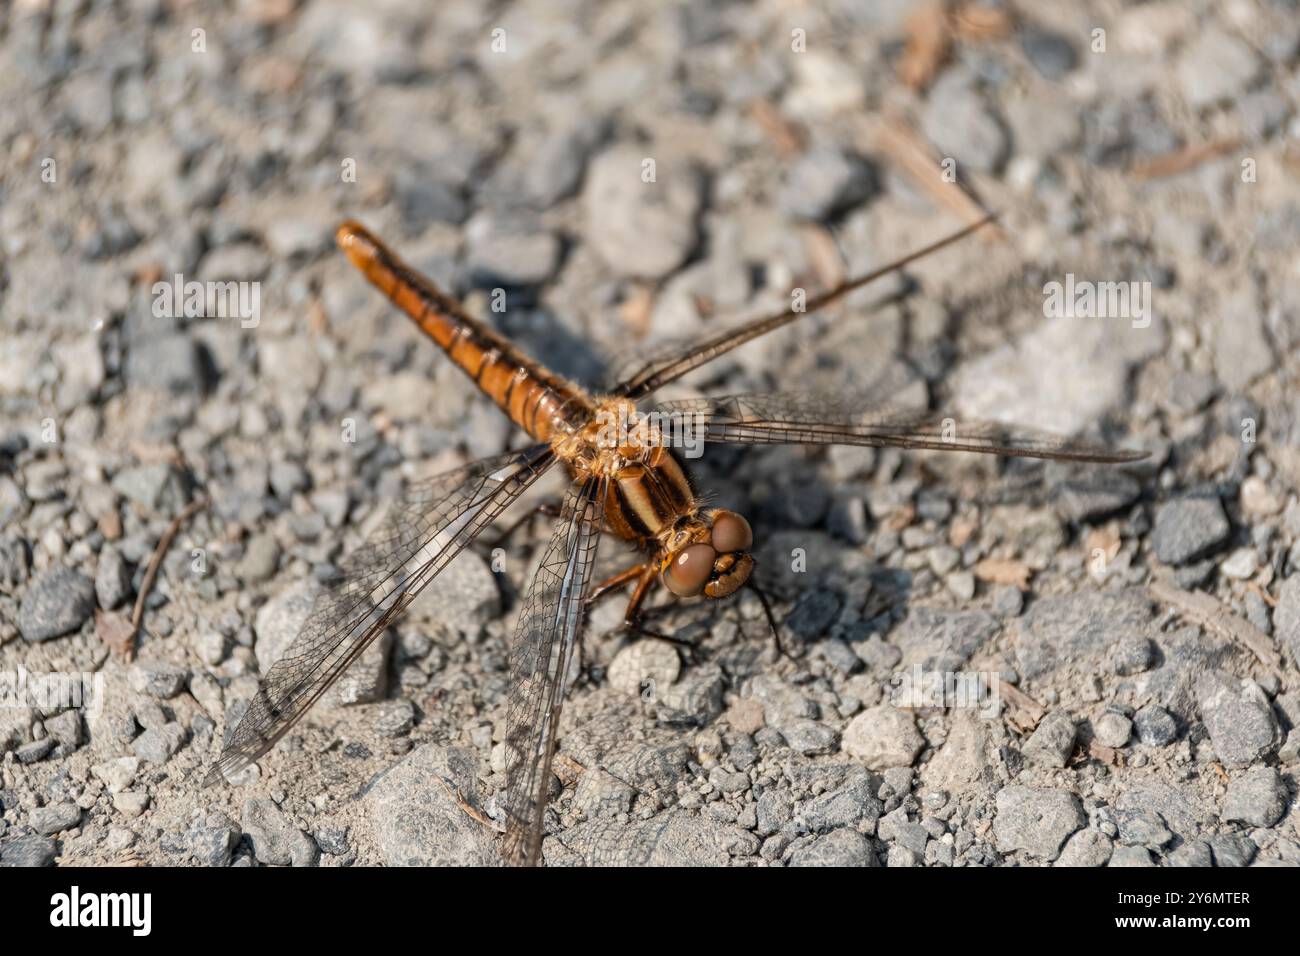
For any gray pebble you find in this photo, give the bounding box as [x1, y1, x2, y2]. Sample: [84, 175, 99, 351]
[777, 719, 840, 756]
[921, 76, 1008, 174]
[18, 568, 96, 642]
[1094, 710, 1133, 749]
[1221, 766, 1288, 827]
[789, 828, 878, 867]
[583, 146, 702, 279]
[1055, 829, 1113, 867]
[242, 798, 319, 867]
[95, 546, 132, 610]
[1166, 839, 1214, 867]
[1020, 27, 1078, 80]
[31, 803, 82, 836]
[1209, 834, 1257, 867]
[1024, 711, 1077, 768]
[1196, 670, 1280, 767]
[236, 534, 281, 584]
[131, 722, 187, 765]
[1108, 845, 1155, 867]
[993, 786, 1085, 861]
[1152, 496, 1230, 565]
[779, 148, 877, 220]
[1133, 705, 1178, 746]
[0, 835, 57, 867]
[1176, 28, 1262, 108]
[129, 663, 189, 699]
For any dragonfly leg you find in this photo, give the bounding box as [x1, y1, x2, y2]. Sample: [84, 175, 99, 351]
[614, 566, 706, 662]
[584, 562, 649, 607]
[749, 581, 793, 661]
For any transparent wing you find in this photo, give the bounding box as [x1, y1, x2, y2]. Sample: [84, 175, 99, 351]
[204, 446, 556, 787]
[612, 215, 994, 401]
[654, 393, 1148, 463]
[501, 475, 607, 866]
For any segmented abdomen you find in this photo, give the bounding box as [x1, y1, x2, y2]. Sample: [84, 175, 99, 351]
[337, 221, 590, 443]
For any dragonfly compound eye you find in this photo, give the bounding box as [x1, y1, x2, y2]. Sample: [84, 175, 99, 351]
[664, 544, 717, 597]
[710, 511, 753, 553]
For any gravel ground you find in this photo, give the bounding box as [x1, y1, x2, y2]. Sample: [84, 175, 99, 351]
[2, 0, 1300, 867]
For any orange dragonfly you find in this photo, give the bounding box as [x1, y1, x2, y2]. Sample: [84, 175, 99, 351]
[204, 213, 1145, 865]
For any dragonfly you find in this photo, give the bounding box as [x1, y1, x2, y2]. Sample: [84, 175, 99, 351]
[203, 212, 1145, 865]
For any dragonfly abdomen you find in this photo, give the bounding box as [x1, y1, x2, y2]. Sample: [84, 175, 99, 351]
[337, 221, 590, 443]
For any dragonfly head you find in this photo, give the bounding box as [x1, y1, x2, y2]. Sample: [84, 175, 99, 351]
[662, 509, 754, 600]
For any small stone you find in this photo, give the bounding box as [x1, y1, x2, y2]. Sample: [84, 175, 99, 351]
[315, 827, 350, 856]
[189, 821, 239, 867]
[1209, 834, 1257, 867]
[110, 463, 190, 512]
[131, 723, 187, 765]
[465, 214, 562, 288]
[30, 803, 82, 835]
[1152, 496, 1230, 565]
[1196, 670, 1280, 767]
[789, 828, 878, 867]
[16, 739, 54, 763]
[373, 699, 416, 738]
[95, 546, 132, 610]
[0, 835, 57, 867]
[1108, 845, 1155, 867]
[1240, 476, 1282, 517]
[1133, 705, 1178, 746]
[584, 146, 702, 279]
[365, 745, 497, 866]
[236, 534, 281, 584]
[607, 640, 681, 698]
[1176, 28, 1262, 108]
[1055, 829, 1113, 867]
[129, 663, 189, 699]
[778, 719, 840, 756]
[1220, 549, 1258, 580]
[920, 76, 1008, 174]
[242, 798, 319, 866]
[38, 714, 80, 755]
[91, 757, 141, 793]
[112, 791, 150, 818]
[1221, 766, 1288, 827]
[1020, 27, 1078, 79]
[1114, 808, 1173, 848]
[842, 705, 925, 769]
[785, 589, 841, 643]
[1024, 711, 1077, 768]
[779, 148, 876, 220]
[1272, 576, 1300, 668]
[1094, 710, 1132, 749]
[1111, 634, 1155, 675]
[18, 568, 96, 642]
[994, 786, 1085, 862]
[1166, 840, 1214, 867]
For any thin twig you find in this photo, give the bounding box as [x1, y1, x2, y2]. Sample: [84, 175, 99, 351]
[127, 496, 208, 659]
[1130, 138, 1241, 180]
[1148, 579, 1283, 679]
[872, 117, 1006, 242]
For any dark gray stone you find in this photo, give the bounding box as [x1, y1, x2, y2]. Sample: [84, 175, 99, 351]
[242, 798, 319, 867]
[1222, 766, 1288, 827]
[18, 568, 96, 642]
[789, 828, 878, 867]
[1152, 496, 1231, 565]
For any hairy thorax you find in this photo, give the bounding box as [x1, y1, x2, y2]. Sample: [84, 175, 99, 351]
[551, 397, 701, 543]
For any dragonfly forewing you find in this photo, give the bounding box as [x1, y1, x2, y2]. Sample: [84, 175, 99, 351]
[654, 392, 1148, 463]
[502, 475, 608, 866]
[203, 446, 556, 787]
